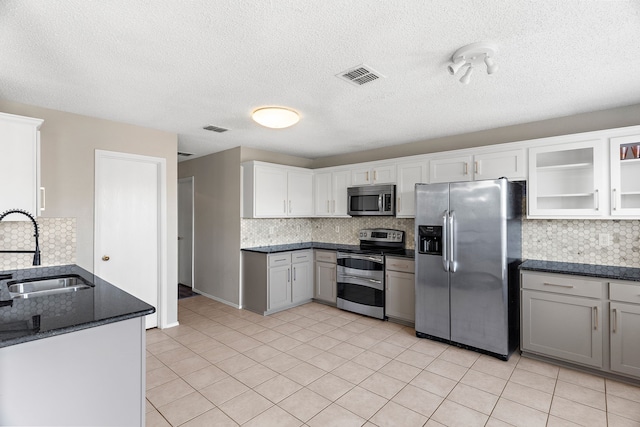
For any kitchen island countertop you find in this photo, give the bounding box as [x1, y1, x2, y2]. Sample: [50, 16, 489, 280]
[520, 259, 640, 282]
[0, 264, 155, 348]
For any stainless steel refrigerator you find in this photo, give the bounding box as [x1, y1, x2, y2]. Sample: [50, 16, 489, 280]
[414, 178, 522, 360]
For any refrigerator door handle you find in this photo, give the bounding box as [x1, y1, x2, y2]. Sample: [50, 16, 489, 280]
[442, 210, 449, 272]
[449, 210, 456, 273]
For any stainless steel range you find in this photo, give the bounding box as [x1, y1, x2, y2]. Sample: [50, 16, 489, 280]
[336, 229, 405, 320]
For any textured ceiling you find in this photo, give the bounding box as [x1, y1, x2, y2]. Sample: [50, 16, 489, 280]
[1, 1, 640, 161]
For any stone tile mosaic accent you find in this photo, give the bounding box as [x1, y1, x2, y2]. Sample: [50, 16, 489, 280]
[0, 218, 76, 270]
[241, 217, 414, 249]
[243, 217, 640, 268]
[241, 218, 313, 248]
[522, 219, 640, 268]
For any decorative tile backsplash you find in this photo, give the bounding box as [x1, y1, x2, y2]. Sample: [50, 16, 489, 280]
[523, 219, 640, 268]
[0, 218, 76, 270]
[242, 217, 414, 249]
[242, 217, 640, 268]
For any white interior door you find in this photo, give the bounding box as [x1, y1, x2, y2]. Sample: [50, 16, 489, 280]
[95, 150, 165, 329]
[178, 177, 194, 287]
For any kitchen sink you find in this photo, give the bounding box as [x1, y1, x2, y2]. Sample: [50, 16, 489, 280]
[7, 275, 93, 299]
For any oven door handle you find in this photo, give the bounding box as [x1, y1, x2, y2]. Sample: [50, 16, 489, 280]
[337, 253, 384, 263]
[339, 275, 382, 284]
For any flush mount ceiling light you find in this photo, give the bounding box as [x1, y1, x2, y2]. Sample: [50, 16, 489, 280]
[251, 107, 300, 129]
[447, 42, 498, 84]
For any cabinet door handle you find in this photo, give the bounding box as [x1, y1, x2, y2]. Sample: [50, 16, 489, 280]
[289, 200, 292, 213]
[293, 267, 296, 281]
[283, 200, 287, 213]
[612, 308, 618, 333]
[366, 171, 369, 182]
[593, 306, 598, 331]
[288, 268, 291, 283]
[374, 170, 377, 181]
[474, 161, 479, 175]
[397, 197, 401, 213]
[612, 189, 617, 210]
[464, 163, 468, 175]
[327, 200, 330, 213]
[594, 189, 599, 210]
[386, 274, 389, 290]
[332, 200, 335, 213]
[543, 282, 574, 289]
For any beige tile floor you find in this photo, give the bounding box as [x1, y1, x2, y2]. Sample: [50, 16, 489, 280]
[146, 296, 640, 427]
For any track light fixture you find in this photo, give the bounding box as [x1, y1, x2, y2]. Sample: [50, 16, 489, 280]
[447, 42, 498, 84]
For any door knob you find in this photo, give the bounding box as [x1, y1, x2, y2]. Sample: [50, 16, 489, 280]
[102, 255, 110, 261]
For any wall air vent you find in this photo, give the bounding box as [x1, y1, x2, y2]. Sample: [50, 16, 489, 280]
[203, 125, 229, 133]
[177, 152, 194, 157]
[336, 64, 385, 86]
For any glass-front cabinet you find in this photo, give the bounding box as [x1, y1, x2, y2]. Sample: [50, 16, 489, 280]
[610, 134, 640, 217]
[528, 139, 606, 217]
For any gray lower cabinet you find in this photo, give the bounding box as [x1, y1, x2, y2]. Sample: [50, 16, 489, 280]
[522, 290, 603, 368]
[243, 249, 313, 315]
[385, 257, 415, 324]
[610, 282, 640, 377]
[314, 250, 337, 303]
[521, 271, 640, 381]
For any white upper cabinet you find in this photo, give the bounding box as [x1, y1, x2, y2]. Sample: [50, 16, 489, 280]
[287, 170, 314, 216]
[314, 169, 350, 217]
[528, 139, 606, 217]
[351, 164, 396, 185]
[396, 161, 428, 218]
[0, 112, 43, 219]
[242, 161, 314, 218]
[474, 148, 526, 180]
[610, 134, 640, 217]
[430, 148, 526, 184]
[430, 155, 473, 183]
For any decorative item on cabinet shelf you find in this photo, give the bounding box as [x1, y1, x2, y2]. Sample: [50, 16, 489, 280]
[620, 143, 640, 160]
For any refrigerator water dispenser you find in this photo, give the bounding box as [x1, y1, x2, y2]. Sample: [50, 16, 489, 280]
[418, 225, 442, 255]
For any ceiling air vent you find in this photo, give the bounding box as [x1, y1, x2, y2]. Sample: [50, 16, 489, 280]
[203, 125, 229, 133]
[177, 152, 194, 157]
[336, 64, 385, 86]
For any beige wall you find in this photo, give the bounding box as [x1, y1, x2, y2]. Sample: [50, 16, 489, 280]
[178, 147, 242, 305]
[0, 99, 179, 327]
[312, 103, 640, 167]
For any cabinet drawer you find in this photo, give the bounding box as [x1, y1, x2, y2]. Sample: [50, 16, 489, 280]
[521, 272, 604, 299]
[269, 253, 292, 267]
[315, 250, 337, 264]
[292, 250, 312, 264]
[386, 257, 415, 273]
[610, 282, 640, 304]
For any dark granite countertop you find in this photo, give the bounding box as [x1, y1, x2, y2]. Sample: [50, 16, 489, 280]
[0, 264, 155, 348]
[520, 260, 640, 283]
[241, 242, 415, 258]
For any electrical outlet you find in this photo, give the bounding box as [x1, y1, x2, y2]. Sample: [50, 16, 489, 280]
[599, 233, 611, 246]
[335, 226, 340, 233]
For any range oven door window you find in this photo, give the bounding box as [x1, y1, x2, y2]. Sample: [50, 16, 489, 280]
[337, 254, 384, 271]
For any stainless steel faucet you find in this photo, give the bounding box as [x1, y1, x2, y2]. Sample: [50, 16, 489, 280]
[0, 209, 41, 266]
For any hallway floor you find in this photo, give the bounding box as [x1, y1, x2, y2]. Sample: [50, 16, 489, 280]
[145, 296, 640, 426]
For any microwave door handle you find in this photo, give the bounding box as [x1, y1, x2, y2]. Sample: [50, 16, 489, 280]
[442, 210, 449, 272]
[378, 194, 383, 212]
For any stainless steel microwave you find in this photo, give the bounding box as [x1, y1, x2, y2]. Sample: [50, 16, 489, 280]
[347, 184, 396, 216]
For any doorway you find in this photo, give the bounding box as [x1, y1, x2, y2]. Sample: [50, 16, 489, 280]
[94, 150, 166, 329]
[178, 177, 194, 291]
